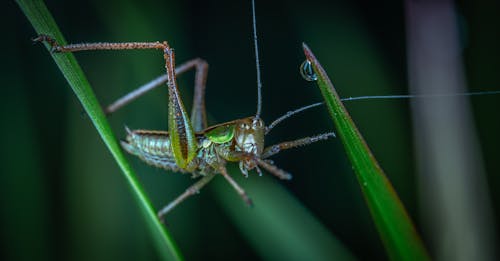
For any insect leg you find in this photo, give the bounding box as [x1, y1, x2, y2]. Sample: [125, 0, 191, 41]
[33, 34, 169, 52]
[105, 59, 209, 117]
[253, 158, 293, 180]
[33, 35, 197, 168]
[262, 132, 336, 159]
[220, 148, 293, 180]
[157, 173, 216, 220]
[219, 166, 253, 206]
[163, 47, 198, 168]
[190, 59, 209, 132]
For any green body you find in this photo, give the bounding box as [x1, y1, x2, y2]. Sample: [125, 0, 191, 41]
[30, 33, 319, 219]
[121, 117, 266, 176]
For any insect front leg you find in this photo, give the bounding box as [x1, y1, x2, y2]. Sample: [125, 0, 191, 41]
[262, 132, 336, 159]
[221, 148, 293, 181]
[157, 173, 216, 220]
[218, 166, 253, 207]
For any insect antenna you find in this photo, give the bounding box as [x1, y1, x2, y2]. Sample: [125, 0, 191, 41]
[251, 0, 263, 119]
[265, 90, 500, 134]
[339, 91, 500, 102]
[266, 102, 323, 134]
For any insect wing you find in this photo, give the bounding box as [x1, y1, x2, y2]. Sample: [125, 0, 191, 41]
[206, 124, 235, 144]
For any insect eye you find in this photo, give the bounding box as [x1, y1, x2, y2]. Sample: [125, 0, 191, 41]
[300, 60, 317, 81]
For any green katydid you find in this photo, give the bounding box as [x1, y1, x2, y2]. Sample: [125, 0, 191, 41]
[31, 0, 339, 220]
[32, 33, 336, 219]
[31, 36, 500, 220]
[32, 0, 500, 221]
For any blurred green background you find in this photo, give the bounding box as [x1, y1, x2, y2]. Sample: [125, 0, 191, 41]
[4, 0, 500, 260]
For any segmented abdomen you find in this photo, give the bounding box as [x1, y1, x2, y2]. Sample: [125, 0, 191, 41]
[121, 129, 183, 172]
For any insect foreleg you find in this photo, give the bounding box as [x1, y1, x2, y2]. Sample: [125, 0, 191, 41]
[262, 132, 336, 159]
[157, 173, 216, 220]
[221, 149, 293, 181]
[219, 166, 253, 206]
[254, 158, 293, 180]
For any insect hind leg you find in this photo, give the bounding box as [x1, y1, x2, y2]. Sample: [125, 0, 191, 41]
[33, 34, 209, 123]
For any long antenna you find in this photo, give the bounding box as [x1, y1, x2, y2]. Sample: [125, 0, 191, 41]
[252, 0, 263, 119]
[266, 102, 323, 134]
[265, 90, 500, 133]
[339, 91, 500, 102]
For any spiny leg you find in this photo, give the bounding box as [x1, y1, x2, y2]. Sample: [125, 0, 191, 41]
[262, 132, 336, 159]
[254, 158, 293, 180]
[219, 166, 253, 206]
[34, 35, 208, 124]
[33, 34, 168, 52]
[157, 173, 216, 221]
[219, 148, 293, 181]
[34, 35, 198, 168]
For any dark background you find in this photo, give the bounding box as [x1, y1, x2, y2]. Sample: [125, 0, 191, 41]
[3, 0, 500, 260]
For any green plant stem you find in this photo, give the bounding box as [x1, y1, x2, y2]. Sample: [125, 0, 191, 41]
[16, 0, 183, 260]
[303, 43, 430, 261]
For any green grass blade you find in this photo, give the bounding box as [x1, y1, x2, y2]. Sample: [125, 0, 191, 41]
[302, 43, 430, 261]
[16, 1, 183, 260]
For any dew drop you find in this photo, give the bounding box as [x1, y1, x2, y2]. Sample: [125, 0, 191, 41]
[300, 60, 317, 81]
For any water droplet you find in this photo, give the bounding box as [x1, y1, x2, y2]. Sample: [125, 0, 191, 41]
[300, 60, 317, 81]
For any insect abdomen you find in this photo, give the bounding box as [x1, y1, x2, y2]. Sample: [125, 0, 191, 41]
[121, 129, 183, 172]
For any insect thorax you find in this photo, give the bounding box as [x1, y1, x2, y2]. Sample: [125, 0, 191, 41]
[121, 129, 231, 177]
[120, 117, 266, 177]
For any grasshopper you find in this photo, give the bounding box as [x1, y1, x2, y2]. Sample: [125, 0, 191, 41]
[34, 0, 499, 221]
[33, 3, 335, 219]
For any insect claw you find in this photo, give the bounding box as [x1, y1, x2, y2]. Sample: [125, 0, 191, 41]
[254, 158, 293, 180]
[264, 159, 274, 165]
[32, 34, 60, 52]
[31, 35, 44, 43]
[255, 165, 263, 177]
[245, 196, 254, 207]
[239, 161, 249, 178]
[158, 215, 164, 223]
[157, 213, 169, 226]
